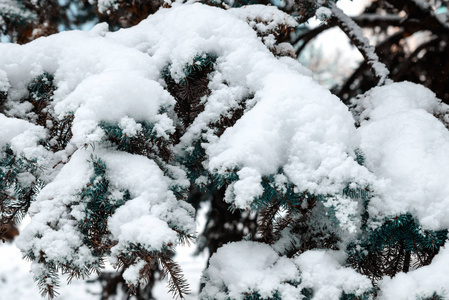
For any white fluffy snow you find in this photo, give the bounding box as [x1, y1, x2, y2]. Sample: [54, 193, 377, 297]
[200, 241, 301, 300]
[295, 249, 372, 299]
[229, 4, 298, 34]
[356, 82, 449, 230]
[200, 242, 372, 300]
[0, 113, 41, 149]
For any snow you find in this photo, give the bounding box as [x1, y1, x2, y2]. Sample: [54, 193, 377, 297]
[93, 0, 118, 13]
[316, 7, 332, 21]
[0, 113, 40, 149]
[337, 0, 371, 16]
[295, 250, 372, 299]
[356, 82, 449, 230]
[15, 146, 196, 285]
[122, 259, 147, 285]
[119, 116, 142, 136]
[0, 241, 101, 300]
[322, 194, 360, 233]
[0, 69, 9, 91]
[199, 241, 301, 300]
[205, 70, 373, 206]
[200, 242, 372, 300]
[231, 167, 263, 208]
[0, 207, 209, 300]
[15, 149, 96, 267]
[229, 4, 298, 34]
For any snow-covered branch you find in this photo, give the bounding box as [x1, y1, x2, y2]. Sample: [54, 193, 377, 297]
[331, 4, 390, 86]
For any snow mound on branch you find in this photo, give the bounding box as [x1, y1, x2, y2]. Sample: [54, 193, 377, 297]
[205, 71, 373, 205]
[295, 249, 372, 299]
[229, 4, 298, 34]
[104, 150, 195, 258]
[357, 82, 449, 230]
[200, 241, 372, 300]
[0, 113, 41, 149]
[16, 146, 195, 286]
[199, 241, 301, 300]
[108, 3, 371, 207]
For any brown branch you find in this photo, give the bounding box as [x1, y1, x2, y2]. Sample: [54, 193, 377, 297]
[331, 4, 390, 86]
[351, 13, 404, 28]
[293, 24, 332, 55]
[337, 30, 405, 102]
[293, 11, 424, 58]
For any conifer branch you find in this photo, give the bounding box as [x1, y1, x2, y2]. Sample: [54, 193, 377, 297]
[158, 254, 190, 299]
[257, 199, 281, 243]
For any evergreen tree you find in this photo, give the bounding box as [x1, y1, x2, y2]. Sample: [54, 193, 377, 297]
[1, 1, 449, 300]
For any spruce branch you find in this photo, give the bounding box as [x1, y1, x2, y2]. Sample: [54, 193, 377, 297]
[257, 199, 281, 243]
[158, 254, 190, 299]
